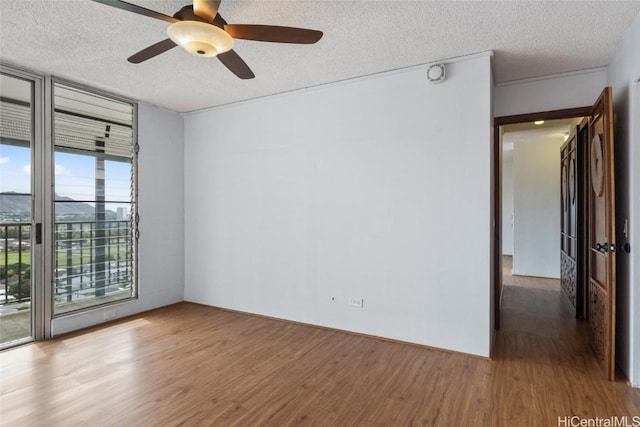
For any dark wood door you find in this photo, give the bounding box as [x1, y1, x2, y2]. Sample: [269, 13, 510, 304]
[587, 87, 616, 380]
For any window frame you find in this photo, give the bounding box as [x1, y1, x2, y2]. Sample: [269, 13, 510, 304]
[49, 78, 139, 317]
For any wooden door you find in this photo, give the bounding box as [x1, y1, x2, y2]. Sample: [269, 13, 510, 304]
[587, 87, 616, 380]
[576, 120, 590, 319]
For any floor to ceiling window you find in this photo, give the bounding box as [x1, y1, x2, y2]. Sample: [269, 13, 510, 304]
[0, 67, 138, 347]
[52, 82, 138, 315]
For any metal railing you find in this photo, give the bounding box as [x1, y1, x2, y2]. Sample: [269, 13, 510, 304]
[1, 223, 31, 304]
[1, 220, 134, 307]
[53, 220, 133, 307]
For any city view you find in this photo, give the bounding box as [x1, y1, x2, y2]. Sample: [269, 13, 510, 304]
[1, 74, 136, 347]
[1, 142, 135, 343]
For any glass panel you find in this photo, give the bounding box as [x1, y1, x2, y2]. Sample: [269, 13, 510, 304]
[0, 73, 33, 346]
[52, 83, 136, 315]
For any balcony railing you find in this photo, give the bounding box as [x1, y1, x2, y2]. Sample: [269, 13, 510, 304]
[1, 223, 31, 305]
[54, 220, 133, 310]
[1, 220, 134, 309]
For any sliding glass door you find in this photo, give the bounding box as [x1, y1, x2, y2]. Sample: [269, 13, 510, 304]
[0, 69, 137, 348]
[0, 71, 43, 347]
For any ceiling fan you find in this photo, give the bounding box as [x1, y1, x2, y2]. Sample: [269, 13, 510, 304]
[91, 0, 323, 79]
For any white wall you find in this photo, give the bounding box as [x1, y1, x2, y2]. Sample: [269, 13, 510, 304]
[511, 139, 562, 278]
[494, 69, 606, 117]
[184, 55, 493, 357]
[52, 102, 185, 335]
[606, 11, 640, 387]
[502, 153, 514, 255]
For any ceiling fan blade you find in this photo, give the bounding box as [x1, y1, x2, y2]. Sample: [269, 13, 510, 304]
[217, 50, 255, 79]
[224, 25, 323, 44]
[91, 0, 179, 24]
[128, 39, 177, 64]
[193, 0, 220, 22]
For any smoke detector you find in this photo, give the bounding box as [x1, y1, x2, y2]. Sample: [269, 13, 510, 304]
[427, 63, 446, 84]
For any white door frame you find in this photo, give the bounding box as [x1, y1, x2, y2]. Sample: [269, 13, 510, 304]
[632, 77, 640, 387]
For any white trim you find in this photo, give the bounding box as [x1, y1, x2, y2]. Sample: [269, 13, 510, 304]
[495, 67, 607, 87]
[632, 78, 640, 387]
[49, 298, 137, 327]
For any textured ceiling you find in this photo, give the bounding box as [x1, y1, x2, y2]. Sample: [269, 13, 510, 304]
[1, 1, 639, 113]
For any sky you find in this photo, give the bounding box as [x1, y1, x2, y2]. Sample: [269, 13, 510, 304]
[1, 143, 132, 214]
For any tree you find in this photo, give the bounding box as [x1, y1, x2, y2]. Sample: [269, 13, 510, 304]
[6, 264, 31, 301]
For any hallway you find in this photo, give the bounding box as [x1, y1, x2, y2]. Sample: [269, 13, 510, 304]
[494, 256, 638, 423]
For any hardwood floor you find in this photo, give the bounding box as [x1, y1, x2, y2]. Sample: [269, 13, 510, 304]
[1, 282, 639, 425]
[501, 255, 560, 291]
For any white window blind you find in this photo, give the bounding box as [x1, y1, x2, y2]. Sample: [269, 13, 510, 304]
[0, 97, 30, 146]
[54, 85, 134, 159]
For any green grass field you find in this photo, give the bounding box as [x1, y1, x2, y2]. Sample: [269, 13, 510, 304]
[2, 248, 130, 268]
[1, 252, 31, 266]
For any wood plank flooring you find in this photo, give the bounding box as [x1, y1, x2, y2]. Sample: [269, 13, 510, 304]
[1, 281, 639, 426]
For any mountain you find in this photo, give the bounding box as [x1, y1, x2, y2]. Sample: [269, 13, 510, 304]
[53, 194, 96, 214]
[0, 192, 115, 219]
[0, 192, 33, 215]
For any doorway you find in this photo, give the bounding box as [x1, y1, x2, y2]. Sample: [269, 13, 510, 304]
[494, 88, 619, 381]
[493, 107, 591, 331]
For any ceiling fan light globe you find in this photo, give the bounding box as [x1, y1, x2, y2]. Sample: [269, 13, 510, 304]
[167, 21, 233, 57]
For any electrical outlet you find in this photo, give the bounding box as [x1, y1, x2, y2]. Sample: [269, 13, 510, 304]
[349, 297, 363, 308]
[103, 309, 116, 320]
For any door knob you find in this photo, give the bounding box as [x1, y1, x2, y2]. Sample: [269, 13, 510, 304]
[617, 243, 631, 253]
